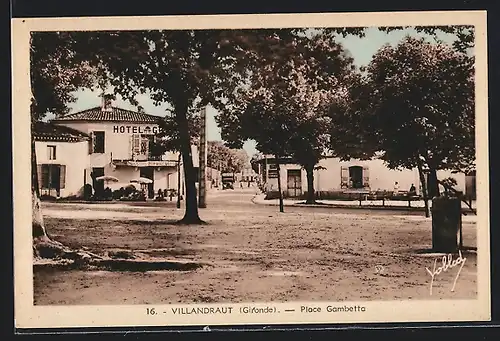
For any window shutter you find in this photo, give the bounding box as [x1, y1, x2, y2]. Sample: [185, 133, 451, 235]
[101, 132, 105, 153]
[59, 165, 66, 189]
[128, 135, 133, 159]
[88, 132, 94, 154]
[132, 134, 141, 158]
[340, 166, 349, 188]
[41, 164, 50, 188]
[140, 135, 149, 155]
[37, 165, 42, 190]
[362, 166, 370, 188]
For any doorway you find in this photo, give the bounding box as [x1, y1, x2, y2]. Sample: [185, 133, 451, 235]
[41, 164, 62, 197]
[91, 167, 105, 198]
[287, 169, 302, 198]
[140, 167, 155, 199]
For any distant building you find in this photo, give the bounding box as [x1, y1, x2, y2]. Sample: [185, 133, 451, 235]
[35, 97, 201, 199]
[252, 154, 476, 199]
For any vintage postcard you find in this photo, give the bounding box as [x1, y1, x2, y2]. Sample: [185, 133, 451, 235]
[12, 10, 490, 329]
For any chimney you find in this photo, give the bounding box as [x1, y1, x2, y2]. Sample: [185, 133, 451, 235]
[101, 93, 114, 112]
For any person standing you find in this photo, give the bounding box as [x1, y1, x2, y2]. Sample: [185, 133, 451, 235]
[393, 181, 400, 196]
[409, 183, 416, 196]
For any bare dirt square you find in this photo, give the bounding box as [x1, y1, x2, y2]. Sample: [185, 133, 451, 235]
[33, 189, 477, 305]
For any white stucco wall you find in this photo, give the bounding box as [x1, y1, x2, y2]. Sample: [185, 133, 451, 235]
[263, 157, 467, 196]
[55, 122, 163, 160]
[56, 121, 199, 164]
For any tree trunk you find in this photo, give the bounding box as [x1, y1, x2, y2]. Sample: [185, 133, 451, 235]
[31, 135, 49, 240]
[30, 109, 103, 262]
[305, 164, 315, 204]
[275, 155, 284, 213]
[416, 159, 430, 218]
[31, 135, 73, 259]
[175, 103, 203, 224]
[427, 168, 440, 198]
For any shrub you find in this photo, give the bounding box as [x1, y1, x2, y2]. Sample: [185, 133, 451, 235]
[40, 194, 57, 201]
[103, 187, 113, 200]
[112, 187, 124, 200]
[83, 184, 93, 200]
[123, 185, 136, 197]
[264, 191, 285, 200]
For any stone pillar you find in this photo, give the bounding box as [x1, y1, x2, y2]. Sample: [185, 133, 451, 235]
[431, 196, 462, 253]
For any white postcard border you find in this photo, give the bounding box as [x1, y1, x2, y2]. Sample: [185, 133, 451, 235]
[12, 10, 490, 329]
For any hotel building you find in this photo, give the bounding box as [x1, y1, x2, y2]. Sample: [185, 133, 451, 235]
[34, 99, 200, 199]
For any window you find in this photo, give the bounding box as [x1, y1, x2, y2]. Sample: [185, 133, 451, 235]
[131, 134, 153, 160]
[140, 135, 149, 155]
[341, 166, 370, 189]
[92, 131, 105, 153]
[47, 145, 56, 160]
[38, 164, 66, 191]
[349, 166, 364, 189]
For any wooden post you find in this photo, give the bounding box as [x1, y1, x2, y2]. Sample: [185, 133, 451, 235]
[459, 206, 464, 250]
[264, 156, 268, 184]
[276, 156, 284, 213]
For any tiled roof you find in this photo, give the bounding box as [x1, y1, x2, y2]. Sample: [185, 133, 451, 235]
[33, 121, 90, 142]
[51, 106, 160, 123]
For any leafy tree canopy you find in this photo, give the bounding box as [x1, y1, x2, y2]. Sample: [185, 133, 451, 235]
[362, 36, 475, 173]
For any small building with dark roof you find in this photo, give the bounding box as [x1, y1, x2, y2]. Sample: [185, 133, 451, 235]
[34, 121, 91, 198]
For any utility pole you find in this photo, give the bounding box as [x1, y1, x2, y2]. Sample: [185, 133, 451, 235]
[177, 153, 181, 209]
[198, 106, 207, 208]
[264, 155, 268, 184]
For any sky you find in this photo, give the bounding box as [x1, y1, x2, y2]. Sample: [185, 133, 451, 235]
[61, 27, 460, 157]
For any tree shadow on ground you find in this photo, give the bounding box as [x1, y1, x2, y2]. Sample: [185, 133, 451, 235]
[105, 218, 210, 226]
[296, 201, 330, 205]
[34, 258, 207, 272]
[404, 246, 477, 257]
[172, 218, 209, 226]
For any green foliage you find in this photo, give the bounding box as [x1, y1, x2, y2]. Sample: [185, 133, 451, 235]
[30, 32, 99, 122]
[30, 26, 476, 213]
[151, 112, 202, 154]
[378, 25, 474, 54]
[328, 73, 380, 161]
[207, 141, 248, 173]
[218, 31, 357, 163]
[361, 36, 475, 174]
